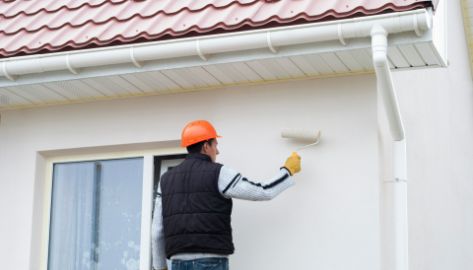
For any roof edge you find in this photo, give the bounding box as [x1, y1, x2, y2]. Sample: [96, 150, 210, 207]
[0, 1, 436, 60]
[0, 9, 433, 85]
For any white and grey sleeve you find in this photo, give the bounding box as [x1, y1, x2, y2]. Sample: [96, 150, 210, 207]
[218, 165, 295, 201]
[151, 186, 167, 270]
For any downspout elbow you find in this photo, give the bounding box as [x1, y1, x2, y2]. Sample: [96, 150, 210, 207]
[371, 25, 405, 141]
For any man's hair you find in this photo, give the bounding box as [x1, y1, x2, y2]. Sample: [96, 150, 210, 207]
[186, 139, 215, 154]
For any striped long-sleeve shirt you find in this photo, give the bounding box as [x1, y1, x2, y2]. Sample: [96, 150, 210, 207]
[151, 166, 294, 270]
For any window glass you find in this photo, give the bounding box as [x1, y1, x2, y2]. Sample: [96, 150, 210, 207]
[48, 158, 143, 270]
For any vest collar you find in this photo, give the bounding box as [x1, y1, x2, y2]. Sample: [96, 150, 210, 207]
[186, 153, 212, 162]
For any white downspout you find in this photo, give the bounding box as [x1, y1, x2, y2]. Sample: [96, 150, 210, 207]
[371, 25, 408, 270]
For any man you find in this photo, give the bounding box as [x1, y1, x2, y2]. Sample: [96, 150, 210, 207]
[152, 120, 301, 270]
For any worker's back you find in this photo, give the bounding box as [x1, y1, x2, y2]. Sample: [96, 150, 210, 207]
[160, 153, 235, 258]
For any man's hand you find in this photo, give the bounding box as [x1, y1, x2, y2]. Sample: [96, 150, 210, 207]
[284, 152, 301, 175]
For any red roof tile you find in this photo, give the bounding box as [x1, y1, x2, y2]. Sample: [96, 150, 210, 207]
[0, 0, 436, 59]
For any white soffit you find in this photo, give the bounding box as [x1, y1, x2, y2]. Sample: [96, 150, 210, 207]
[0, 9, 447, 110]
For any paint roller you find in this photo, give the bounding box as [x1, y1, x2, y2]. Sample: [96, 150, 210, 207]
[281, 128, 321, 152]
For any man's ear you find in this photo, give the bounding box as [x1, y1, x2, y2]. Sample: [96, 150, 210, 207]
[201, 141, 209, 153]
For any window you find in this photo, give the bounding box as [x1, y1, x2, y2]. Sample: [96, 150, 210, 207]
[153, 156, 185, 199]
[44, 153, 185, 270]
[48, 158, 144, 270]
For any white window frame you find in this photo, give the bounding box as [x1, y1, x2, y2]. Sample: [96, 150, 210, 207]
[39, 146, 186, 270]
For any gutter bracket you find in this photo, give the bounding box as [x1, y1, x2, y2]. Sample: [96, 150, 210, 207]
[267, 32, 278, 53]
[338, 24, 347, 46]
[196, 39, 208, 61]
[66, 54, 79, 75]
[2, 62, 16, 81]
[413, 15, 422, 37]
[130, 46, 143, 68]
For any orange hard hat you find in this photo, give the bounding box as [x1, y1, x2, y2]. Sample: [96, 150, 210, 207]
[181, 120, 222, 147]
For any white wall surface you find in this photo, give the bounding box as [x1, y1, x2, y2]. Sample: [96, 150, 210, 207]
[0, 75, 379, 270]
[392, 1, 473, 269]
[1, 2, 472, 270]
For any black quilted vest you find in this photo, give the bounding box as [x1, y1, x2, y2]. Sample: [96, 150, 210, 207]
[160, 153, 234, 258]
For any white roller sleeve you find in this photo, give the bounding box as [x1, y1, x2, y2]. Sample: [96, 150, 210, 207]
[281, 129, 321, 142]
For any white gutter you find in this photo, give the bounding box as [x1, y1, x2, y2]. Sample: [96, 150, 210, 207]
[0, 9, 431, 81]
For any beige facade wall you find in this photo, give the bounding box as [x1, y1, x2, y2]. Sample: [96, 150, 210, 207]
[0, 75, 379, 270]
[393, 1, 473, 268]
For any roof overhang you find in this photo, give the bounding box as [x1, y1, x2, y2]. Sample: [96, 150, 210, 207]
[0, 7, 447, 110]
